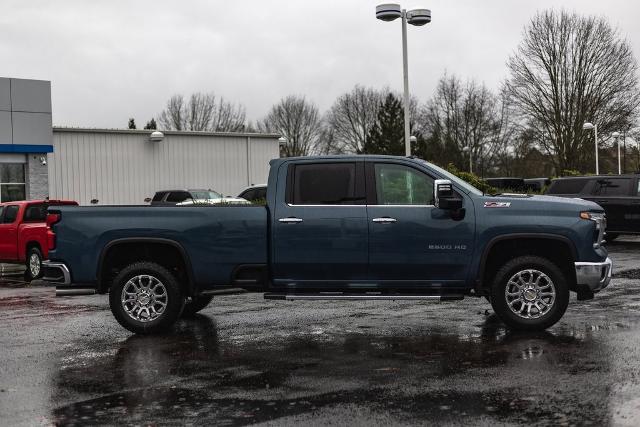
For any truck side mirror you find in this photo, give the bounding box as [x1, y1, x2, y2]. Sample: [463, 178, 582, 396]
[434, 179, 463, 211]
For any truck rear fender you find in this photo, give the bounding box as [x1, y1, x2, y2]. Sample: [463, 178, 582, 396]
[477, 234, 578, 293]
[97, 238, 196, 296]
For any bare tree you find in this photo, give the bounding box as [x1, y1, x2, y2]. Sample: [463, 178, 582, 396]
[158, 92, 246, 132]
[506, 9, 640, 173]
[258, 95, 323, 157]
[325, 85, 386, 153]
[420, 73, 501, 172]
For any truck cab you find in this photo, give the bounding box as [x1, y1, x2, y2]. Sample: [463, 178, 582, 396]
[0, 199, 77, 279]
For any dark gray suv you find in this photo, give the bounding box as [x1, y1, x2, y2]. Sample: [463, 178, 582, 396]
[545, 174, 640, 241]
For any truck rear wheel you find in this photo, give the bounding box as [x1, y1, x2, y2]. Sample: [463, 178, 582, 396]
[182, 295, 214, 317]
[109, 262, 184, 335]
[490, 255, 569, 331]
[25, 247, 43, 281]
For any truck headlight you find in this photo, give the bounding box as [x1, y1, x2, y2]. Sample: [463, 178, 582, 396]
[580, 211, 606, 247]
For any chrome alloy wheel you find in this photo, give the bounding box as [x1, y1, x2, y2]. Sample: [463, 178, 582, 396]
[121, 275, 168, 322]
[29, 253, 41, 277]
[505, 269, 556, 319]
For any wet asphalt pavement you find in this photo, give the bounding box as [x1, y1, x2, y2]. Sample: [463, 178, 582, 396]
[2, 239, 640, 426]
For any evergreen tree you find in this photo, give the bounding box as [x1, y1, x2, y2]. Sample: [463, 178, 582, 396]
[363, 93, 405, 155]
[128, 118, 137, 129]
[144, 118, 157, 130]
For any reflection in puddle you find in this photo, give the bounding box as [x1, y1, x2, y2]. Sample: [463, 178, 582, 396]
[51, 313, 613, 425]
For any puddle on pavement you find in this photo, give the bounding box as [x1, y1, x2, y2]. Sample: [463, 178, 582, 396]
[50, 314, 615, 425]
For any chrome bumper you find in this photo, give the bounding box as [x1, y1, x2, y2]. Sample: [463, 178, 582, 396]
[575, 257, 612, 292]
[42, 261, 71, 285]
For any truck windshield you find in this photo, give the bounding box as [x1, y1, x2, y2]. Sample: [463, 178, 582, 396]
[418, 161, 483, 196]
[191, 191, 222, 199]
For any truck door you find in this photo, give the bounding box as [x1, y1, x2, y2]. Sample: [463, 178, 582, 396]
[0, 205, 20, 261]
[365, 160, 475, 289]
[585, 178, 633, 232]
[272, 160, 368, 287]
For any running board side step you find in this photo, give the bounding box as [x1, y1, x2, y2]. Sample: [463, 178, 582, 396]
[56, 287, 96, 296]
[264, 293, 464, 301]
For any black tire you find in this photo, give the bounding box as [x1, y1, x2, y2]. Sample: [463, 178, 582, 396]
[490, 255, 569, 331]
[24, 247, 43, 281]
[181, 295, 214, 317]
[604, 233, 619, 242]
[109, 262, 184, 335]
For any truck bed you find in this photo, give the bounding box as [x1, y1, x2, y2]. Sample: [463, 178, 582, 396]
[48, 205, 268, 289]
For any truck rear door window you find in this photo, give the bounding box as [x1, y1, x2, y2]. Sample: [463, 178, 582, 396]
[3, 205, 19, 223]
[24, 204, 46, 222]
[591, 178, 631, 196]
[291, 163, 362, 205]
[166, 192, 191, 203]
[546, 179, 589, 194]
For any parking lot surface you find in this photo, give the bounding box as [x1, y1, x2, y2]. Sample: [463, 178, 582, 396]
[1, 238, 640, 426]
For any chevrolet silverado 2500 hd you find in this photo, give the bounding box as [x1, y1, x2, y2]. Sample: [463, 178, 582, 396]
[43, 156, 612, 334]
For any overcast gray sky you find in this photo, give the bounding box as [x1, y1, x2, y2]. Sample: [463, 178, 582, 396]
[2, 0, 639, 128]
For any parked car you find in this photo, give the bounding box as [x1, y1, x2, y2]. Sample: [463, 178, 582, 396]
[484, 177, 527, 192]
[545, 174, 640, 241]
[238, 184, 267, 203]
[0, 199, 77, 280]
[150, 189, 249, 206]
[524, 178, 551, 192]
[43, 155, 611, 334]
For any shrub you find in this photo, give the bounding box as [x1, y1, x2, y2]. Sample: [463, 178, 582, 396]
[445, 164, 497, 194]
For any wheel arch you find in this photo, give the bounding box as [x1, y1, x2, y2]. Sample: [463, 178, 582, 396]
[477, 233, 578, 293]
[97, 238, 196, 296]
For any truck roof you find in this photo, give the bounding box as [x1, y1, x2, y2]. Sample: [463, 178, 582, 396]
[0, 199, 77, 206]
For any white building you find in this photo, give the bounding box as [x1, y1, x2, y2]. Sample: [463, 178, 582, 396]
[49, 128, 280, 205]
[1, 77, 281, 205]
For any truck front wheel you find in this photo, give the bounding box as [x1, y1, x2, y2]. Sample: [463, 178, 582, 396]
[490, 256, 569, 331]
[109, 262, 184, 334]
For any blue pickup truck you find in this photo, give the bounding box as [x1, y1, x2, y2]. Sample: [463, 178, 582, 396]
[43, 155, 612, 334]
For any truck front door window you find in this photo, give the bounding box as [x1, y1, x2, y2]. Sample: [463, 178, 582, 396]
[373, 163, 434, 205]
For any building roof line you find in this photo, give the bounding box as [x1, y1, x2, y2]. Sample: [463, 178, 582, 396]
[52, 126, 281, 138]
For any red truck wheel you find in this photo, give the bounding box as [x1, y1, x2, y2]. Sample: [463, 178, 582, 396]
[25, 247, 43, 281]
[109, 262, 185, 334]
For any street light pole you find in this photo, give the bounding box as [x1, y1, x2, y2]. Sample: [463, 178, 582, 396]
[612, 132, 621, 175]
[583, 122, 599, 175]
[376, 4, 431, 157]
[401, 10, 411, 157]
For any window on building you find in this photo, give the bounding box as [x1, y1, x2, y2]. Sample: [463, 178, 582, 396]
[291, 163, 361, 205]
[0, 164, 26, 202]
[374, 163, 434, 205]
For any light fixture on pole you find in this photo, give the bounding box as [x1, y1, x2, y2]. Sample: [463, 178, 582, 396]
[462, 145, 473, 174]
[612, 132, 621, 175]
[583, 122, 599, 175]
[376, 4, 431, 157]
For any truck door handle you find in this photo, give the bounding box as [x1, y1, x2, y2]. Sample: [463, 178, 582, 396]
[279, 217, 303, 223]
[372, 217, 397, 223]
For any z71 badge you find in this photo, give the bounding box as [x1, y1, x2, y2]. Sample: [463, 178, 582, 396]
[484, 201, 511, 208]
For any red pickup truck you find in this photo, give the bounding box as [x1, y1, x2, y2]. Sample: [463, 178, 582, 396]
[0, 200, 77, 280]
